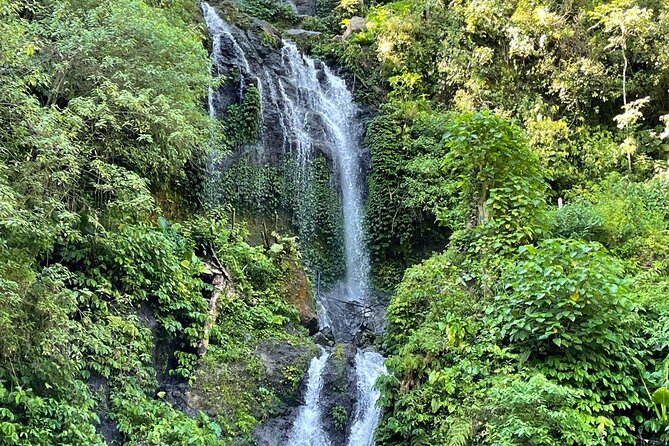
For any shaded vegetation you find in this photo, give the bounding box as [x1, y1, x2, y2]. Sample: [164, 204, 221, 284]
[0, 0, 314, 444]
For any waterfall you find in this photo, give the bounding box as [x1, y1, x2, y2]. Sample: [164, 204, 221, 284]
[202, 2, 252, 98]
[201, 4, 386, 445]
[348, 352, 387, 446]
[278, 41, 369, 302]
[287, 349, 332, 446]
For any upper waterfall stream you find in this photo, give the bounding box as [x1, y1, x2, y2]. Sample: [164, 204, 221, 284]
[202, 4, 386, 445]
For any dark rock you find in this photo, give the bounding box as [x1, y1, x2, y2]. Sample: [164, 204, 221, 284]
[353, 302, 386, 348]
[305, 315, 320, 335]
[251, 340, 318, 443]
[319, 344, 358, 444]
[255, 339, 317, 406]
[253, 409, 299, 446]
[353, 323, 379, 348]
[248, 19, 282, 55]
[162, 379, 197, 416]
[342, 16, 366, 40]
[290, 0, 316, 15]
[313, 327, 336, 347]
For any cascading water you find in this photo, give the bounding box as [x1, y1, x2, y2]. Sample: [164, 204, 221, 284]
[287, 349, 332, 446]
[347, 352, 386, 446]
[277, 42, 386, 446]
[202, 4, 386, 445]
[276, 42, 371, 338]
[201, 2, 252, 95]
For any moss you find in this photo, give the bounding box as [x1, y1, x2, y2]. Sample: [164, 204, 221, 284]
[216, 154, 346, 288]
[190, 351, 263, 424]
[190, 333, 316, 441]
[333, 343, 347, 362]
[274, 337, 318, 402]
[330, 343, 349, 394]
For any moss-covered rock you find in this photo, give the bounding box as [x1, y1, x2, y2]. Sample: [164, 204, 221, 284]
[256, 338, 317, 407]
[320, 343, 357, 444]
[186, 336, 316, 443]
[279, 254, 319, 333]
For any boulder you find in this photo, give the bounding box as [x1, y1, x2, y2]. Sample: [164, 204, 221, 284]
[313, 327, 336, 347]
[342, 16, 366, 40]
[319, 344, 358, 444]
[255, 339, 317, 406]
[186, 339, 315, 422]
[279, 255, 319, 333]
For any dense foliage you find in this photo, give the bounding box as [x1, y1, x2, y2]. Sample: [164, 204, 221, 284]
[301, 0, 669, 443]
[3, 0, 669, 444]
[0, 0, 314, 444]
[355, 15, 669, 442]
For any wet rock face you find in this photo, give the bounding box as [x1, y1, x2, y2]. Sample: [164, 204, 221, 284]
[256, 339, 317, 406]
[205, 3, 365, 166]
[319, 344, 358, 444]
[280, 257, 319, 334]
[253, 411, 299, 446]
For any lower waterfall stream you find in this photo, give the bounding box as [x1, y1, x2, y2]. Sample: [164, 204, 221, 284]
[346, 351, 386, 446]
[287, 349, 332, 446]
[202, 3, 386, 446]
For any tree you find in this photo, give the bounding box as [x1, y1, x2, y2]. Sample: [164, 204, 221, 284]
[592, 0, 653, 170]
[407, 111, 546, 247]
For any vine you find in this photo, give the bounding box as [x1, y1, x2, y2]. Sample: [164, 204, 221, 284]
[216, 153, 346, 288]
[221, 83, 262, 150]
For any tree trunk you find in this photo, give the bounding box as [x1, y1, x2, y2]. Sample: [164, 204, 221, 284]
[197, 266, 233, 357]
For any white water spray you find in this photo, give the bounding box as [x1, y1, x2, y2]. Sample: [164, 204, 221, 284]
[278, 42, 370, 299]
[287, 349, 332, 446]
[348, 351, 387, 446]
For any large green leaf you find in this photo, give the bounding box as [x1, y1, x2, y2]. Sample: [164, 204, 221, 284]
[651, 387, 669, 406]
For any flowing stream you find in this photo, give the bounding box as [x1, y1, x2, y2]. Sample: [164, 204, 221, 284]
[287, 348, 332, 446]
[347, 351, 386, 446]
[202, 4, 386, 445]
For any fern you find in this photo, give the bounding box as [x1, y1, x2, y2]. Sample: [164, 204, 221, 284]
[447, 416, 472, 446]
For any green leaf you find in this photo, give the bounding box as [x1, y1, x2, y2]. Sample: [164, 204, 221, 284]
[651, 387, 669, 406]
